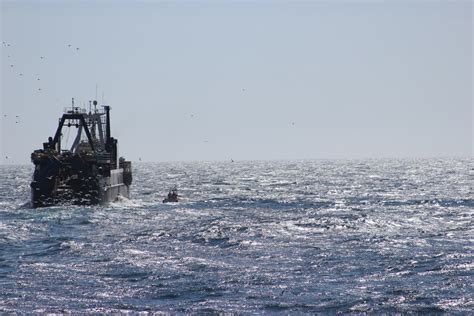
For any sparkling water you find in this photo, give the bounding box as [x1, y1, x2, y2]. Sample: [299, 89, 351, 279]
[0, 158, 472, 313]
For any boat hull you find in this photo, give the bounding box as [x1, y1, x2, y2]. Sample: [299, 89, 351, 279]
[30, 155, 130, 208]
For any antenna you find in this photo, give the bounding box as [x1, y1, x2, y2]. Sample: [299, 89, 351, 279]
[89, 100, 92, 114]
[95, 84, 98, 101]
[71, 97, 75, 112]
[102, 91, 105, 105]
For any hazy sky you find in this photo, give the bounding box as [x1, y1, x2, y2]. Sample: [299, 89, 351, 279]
[1, 0, 472, 164]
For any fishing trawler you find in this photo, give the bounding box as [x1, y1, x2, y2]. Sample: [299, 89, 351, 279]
[30, 99, 132, 208]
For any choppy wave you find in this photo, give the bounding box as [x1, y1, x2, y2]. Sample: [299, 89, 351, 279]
[0, 158, 473, 313]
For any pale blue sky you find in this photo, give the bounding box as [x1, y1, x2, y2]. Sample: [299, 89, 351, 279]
[1, 0, 472, 164]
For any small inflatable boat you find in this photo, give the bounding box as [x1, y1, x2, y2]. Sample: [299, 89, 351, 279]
[163, 187, 178, 203]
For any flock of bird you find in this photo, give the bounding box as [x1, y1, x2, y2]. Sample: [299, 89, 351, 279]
[3, 41, 80, 93]
[2, 41, 80, 161]
[1, 112, 20, 160]
[2, 40, 298, 163]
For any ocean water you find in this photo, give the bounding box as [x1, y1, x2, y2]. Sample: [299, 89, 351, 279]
[0, 158, 472, 313]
